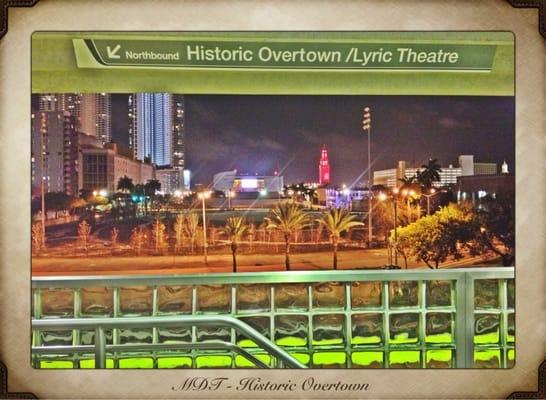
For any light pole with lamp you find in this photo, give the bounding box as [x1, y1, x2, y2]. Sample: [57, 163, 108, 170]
[362, 107, 373, 247]
[422, 188, 440, 215]
[198, 191, 211, 264]
[227, 189, 235, 210]
[39, 113, 47, 247]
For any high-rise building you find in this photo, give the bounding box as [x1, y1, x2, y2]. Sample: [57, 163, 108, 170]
[373, 155, 499, 189]
[37, 93, 111, 143]
[319, 145, 331, 185]
[129, 93, 186, 193]
[31, 111, 79, 195]
[131, 93, 173, 166]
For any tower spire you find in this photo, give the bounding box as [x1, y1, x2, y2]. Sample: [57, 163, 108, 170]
[319, 145, 331, 185]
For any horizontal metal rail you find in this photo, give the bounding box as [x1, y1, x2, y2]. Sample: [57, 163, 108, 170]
[32, 266, 514, 288]
[32, 341, 269, 368]
[32, 315, 306, 369]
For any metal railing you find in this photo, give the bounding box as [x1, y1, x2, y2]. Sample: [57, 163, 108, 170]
[32, 267, 515, 368]
[32, 315, 305, 368]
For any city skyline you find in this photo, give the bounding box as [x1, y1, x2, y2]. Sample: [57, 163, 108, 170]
[33, 94, 514, 187]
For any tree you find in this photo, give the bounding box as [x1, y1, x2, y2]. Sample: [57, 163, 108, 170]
[110, 227, 119, 248]
[130, 227, 147, 256]
[391, 204, 474, 269]
[145, 179, 162, 210]
[32, 222, 44, 253]
[44, 192, 72, 218]
[173, 214, 185, 253]
[78, 220, 92, 256]
[151, 217, 168, 254]
[416, 158, 442, 189]
[317, 207, 364, 270]
[222, 216, 249, 272]
[473, 192, 515, 266]
[182, 212, 200, 253]
[117, 175, 135, 194]
[265, 203, 309, 270]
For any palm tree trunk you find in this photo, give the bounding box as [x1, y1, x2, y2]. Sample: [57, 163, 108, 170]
[333, 242, 338, 270]
[231, 242, 237, 273]
[284, 235, 291, 271]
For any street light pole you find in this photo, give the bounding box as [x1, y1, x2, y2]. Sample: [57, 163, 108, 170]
[423, 188, 438, 215]
[39, 113, 46, 247]
[393, 188, 399, 267]
[199, 191, 211, 264]
[362, 107, 372, 248]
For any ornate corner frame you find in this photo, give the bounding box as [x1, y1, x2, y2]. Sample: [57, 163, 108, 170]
[0, 361, 38, 399]
[0, 0, 544, 399]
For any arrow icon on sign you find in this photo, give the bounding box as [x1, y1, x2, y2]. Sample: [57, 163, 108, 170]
[106, 44, 121, 59]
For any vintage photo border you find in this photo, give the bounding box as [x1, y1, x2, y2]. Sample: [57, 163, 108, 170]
[0, 1, 544, 398]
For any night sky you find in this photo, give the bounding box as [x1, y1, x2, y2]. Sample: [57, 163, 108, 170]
[110, 94, 515, 186]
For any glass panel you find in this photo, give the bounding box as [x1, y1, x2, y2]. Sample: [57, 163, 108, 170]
[237, 316, 270, 347]
[289, 352, 310, 366]
[80, 329, 113, 345]
[474, 349, 501, 368]
[426, 350, 453, 368]
[389, 351, 420, 368]
[235, 354, 272, 368]
[158, 327, 191, 343]
[312, 351, 346, 368]
[506, 349, 515, 368]
[196, 285, 231, 313]
[390, 313, 419, 344]
[474, 314, 500, 345]
[312, 282, 344, 309]
[195, 354, 232, 368]
[351, 313, 383, 345]
[118, 328, 153, 344]
[275, 284, 308, 311]
[157, 356, 192, 368]
[312, 314, 345, 346]
[507, 279, 515, 309]
[81, 287, 113, 317]
[237, 284, 270, 312]
[474, 280, 499, 309]
[41, 289, 74, 317]
[157, 285, 192, 314]
[40, 330, 72, 346]
[274, 315, 308, 347]
[351, 281, 382, 308]
[39, 359, 74, 368]
[196, 326, 231, 342]
[507, 313, 515, 343]
[119, 357, 154, 368]
[389, 281, 418, 308]
[426, 313, 453, 344]
[426, 280, 453, 307]
[119, 286, 153, 316]
[351, 351, 383, 368]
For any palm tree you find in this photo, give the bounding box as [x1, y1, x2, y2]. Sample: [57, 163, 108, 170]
[222, 216, 249, 273]
[317, 207, 364, 270]
[416, 158, 442, 189]
[265, 202, 309, 270]
[117, 175, 134, 194]
[145, 179, 162, 210]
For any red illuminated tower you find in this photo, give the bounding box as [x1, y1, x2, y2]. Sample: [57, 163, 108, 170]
[319, 145, 331, 185]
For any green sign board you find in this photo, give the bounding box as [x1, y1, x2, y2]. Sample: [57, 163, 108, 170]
[32, 32, 514, 95]
[77, 38, 496, 71]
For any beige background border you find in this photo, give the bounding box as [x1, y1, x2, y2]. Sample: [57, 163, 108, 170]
[1, 0, 544, 399]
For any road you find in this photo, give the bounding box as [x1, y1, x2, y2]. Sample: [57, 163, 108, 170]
[32, 248, 488, 276]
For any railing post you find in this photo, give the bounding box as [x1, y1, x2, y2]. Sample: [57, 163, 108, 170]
[455, 272, 475, 368]
[95, 326, 106, 369]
